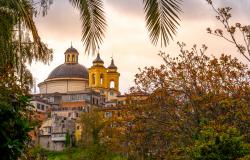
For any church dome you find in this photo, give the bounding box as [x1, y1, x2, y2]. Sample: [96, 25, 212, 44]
[46, 46, 88, 80]
[65, 47, 79, 55]
[47, 63, 88, 80]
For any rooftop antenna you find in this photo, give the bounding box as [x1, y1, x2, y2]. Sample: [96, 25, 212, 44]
[96, 46, 100, 58]
[71, 41, 73, 47]
[111, 52, 114, 60]
[33, 77, 37, 93]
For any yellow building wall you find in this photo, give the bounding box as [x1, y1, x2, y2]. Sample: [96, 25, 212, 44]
[75, 122, 82, 142]
[105, 72, 120, 91]
[88, 67, 107, 88]
[88, 67, 120, 91]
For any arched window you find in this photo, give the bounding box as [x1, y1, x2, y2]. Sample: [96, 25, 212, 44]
[92, 74, 95, 85]
[110, 80, 115, 88]
[100, 74, 104, 85]
[67, 55, 70, 62]
[72, 55, 75, 62]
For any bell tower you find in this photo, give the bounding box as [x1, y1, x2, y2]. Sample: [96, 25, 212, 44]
[88, 54, 120, 92]
[106, 58, 120, 91]
[88, 53, 107, 89]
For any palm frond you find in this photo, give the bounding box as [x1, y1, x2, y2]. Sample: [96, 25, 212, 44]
[143, 0, 181, 47]
[70, 0, 106, 54]
[13, 0, 52, 63]
[14, 1, 44, 55]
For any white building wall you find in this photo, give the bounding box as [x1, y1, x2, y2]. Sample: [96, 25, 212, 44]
[68, 80, 87, 92]
[39, 84, 47, 94]
[30, 101, 50, 112]
[47, 81, 67, 93]
[39, 79, 88, 94]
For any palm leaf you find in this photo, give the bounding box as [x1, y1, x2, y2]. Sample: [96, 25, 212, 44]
[7, 0, 52, 63]
[143, 0, 181, 47]
[70, 0, 106, 54]
[14, 0, 48, 59]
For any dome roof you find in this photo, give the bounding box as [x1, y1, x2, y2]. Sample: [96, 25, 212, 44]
[108, 58, 117, 69]
[47, 63, 88, 80]
[93, 53, 104, 63]
[65, 46, 79, 55]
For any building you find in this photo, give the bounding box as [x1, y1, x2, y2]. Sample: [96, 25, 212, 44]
[30, 97, 51, 117]
[37, 45, 120, 107]
[38, 114, 75, 151]
[88, 53, 120, 102]
[38, 46, 89, 94]
[35, 46, 123, 150]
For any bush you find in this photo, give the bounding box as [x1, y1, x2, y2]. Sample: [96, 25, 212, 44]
[0, 86, 32, 160]
[189, 126, 250, 160]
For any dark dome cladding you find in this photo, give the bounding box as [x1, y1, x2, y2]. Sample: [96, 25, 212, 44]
[93, 53, 104, 63]
[108, 59, 117, 69]
[65, 47, 79, 54]
[47, 63, 88, 79]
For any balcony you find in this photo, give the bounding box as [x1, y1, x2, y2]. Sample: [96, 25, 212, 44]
[51, 133, 66, 141]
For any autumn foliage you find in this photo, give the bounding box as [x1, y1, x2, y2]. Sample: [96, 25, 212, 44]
[124, 42, 250, 159]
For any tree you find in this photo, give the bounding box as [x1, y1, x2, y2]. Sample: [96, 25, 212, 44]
[0, 0, 53, 86]
[0, 0, 179, 159]
[80, 110, 105, 146]
[0, 69, 33, 160]
[0, 2, 52, 159]
[65, 130, 71, 148]
[206, 0, 250, 62]
[0, 0, 53, 64]
[125, 42, 250, 159]
[189, 126, 249, 160]
[79, 110, 113, 160]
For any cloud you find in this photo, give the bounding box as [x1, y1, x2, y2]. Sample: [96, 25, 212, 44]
[31, 0, 250, 94]
[105, 0, 143, 16]
[35, 0, 82, 40]
[105, 0, 250, 21]
[182, 0, 250, 21]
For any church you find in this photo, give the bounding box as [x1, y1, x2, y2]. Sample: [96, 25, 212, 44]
[38, 45, 120, 100]
[34, 45, 125, 109]
[32, 46, 127, 151]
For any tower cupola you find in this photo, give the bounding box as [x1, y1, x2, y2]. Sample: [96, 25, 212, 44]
[93, 53, 104, 66]
[88, 53, 120, 92]
[108, 58, 117, 72]
[64, 45, 79, 64]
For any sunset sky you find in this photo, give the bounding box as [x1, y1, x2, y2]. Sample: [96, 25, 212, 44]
[30, 0, 250, 93]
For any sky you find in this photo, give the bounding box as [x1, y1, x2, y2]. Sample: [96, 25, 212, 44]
[30, 0, 250, 94]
